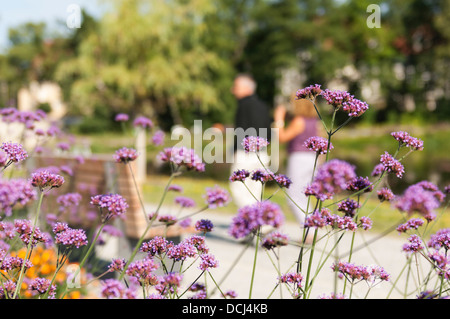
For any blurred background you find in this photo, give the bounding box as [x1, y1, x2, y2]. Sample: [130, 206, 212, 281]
[0, 0, 449, 217]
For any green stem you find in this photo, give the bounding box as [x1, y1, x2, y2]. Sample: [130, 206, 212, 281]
[14, 190, 44, 299]
[249, 229, 260, 299]
[303, 228, 318, 298]
[71, 223, 106, 286]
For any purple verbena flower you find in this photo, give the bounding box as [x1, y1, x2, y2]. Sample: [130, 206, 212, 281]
[198, 253, 219, 271]
[320, 89, 369, 117]
[113, 147, 139, 163]
[377, 187, 395, 202]
[30, 170, 64, 190]
[141, 236, 170, 256]
[54, 226, 88, 249]
[359, 216, 372, 230]
[133, 116, 153, 129]
[295, 84, 322, 100]
[241, 136, 269, 153]
[402, 234, 424, 253]
[151, 130, 165, 146]
[305, 159, 356, 201]
[158, 147, 205, 172]
[261, 231, 289, 250]
[251, 169, 273, 183]
[274, 174, 292, 189]
[29, 277, 56, 299]
[379, 152, 405, 178]
[14, 219, 50, 247]
[337, 199, 360, 218]
[158, 214, 177, 226]
[305, 136, 333, 155]
[0, 141, 28, 166]
[115, 113, 129, 122]
[229, 169, 250, 182]
[396, 218, 424, 233]
[101, 279, 127, 299]
[126, 258, 159, 287]
[391, 131, 424, 151]
[229, 201, 284, 239]
[428, 229, 450, 252]
[195, 219, 214, 233]
[204, 185, 230, 208]
[90, 193, 129, 221]
[108, 258, 127, 273]
[174, 196, 196, 208]
[346, 176, 373, 193]
[394, 181, 444, 220]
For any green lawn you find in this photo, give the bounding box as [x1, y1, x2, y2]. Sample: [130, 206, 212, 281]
[80, 123, 450, 236]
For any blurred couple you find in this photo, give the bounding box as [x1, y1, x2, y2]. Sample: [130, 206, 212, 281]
[228, 73, 321, 242]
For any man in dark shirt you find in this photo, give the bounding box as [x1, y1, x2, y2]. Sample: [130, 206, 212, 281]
[231, 74, 272, 150]
[229, 74, 272, 208]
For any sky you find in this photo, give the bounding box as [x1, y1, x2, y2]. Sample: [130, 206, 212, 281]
[0, 0, 106, 52]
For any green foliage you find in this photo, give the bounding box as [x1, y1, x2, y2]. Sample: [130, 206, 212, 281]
[55, 0, 234, 128]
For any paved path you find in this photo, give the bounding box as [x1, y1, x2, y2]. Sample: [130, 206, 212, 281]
[176, 211, 420, 299]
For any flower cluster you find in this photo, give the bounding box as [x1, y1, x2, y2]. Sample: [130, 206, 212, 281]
[229, 169, 250, 182]
[151, 130, 165, 146]
[0, 178, 36, 217]
[346, 176, 373, 193]
[0, 141, 28, 166]
[305, 136, 333, 155]
[56, 192, 82, 212]
[394, 181, 444, 221]
[295, 84, 322, 100]
[14, 219, 50, 247]
[337, 199, 360, 217]
[101, 279, 136, 299]
[305, 159, 356, 201]
[30, 170, 65, 191]
[261, 231, 289, 250]
[174, 196, 196, 208]
[113, 147, 139, 163]
[158, 147, 205, 172]
[428, 228, 450, 252]
[391, 131, 424, 151]
[396, 218, 424, 233]
[320, 89, 369, 117]
[250, 169, 274, 183]
[133, 116, 153, 129]
[304, 208, 361, 232]
[90, 193, 129, 221]
[229, 201, 284, 239]
[198, 253, 219, 271]
[53, 222, 88, 249]
[125, 257, 159, 286]
[204, 186, 230, 208]
[195, 219, 214, 233]
[379, 152, 405, 178]
[241, 136, 269, 153]
[377, 188, 395, 202]
[402, 234, 424, 254]
[115, 113, 129, 122]
[29, 277, 56, 299]
[332, 261, 390, 284]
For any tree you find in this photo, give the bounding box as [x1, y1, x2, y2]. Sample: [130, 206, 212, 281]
[55, 0, 234, 129]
